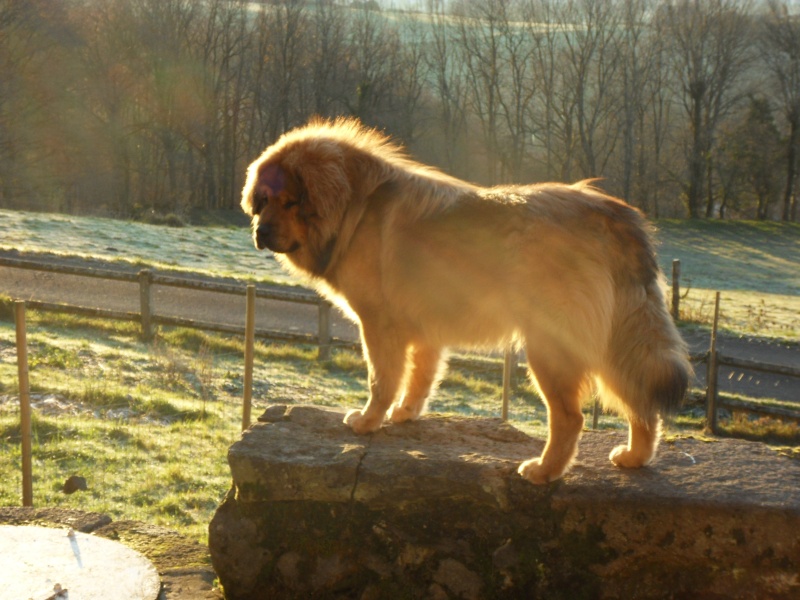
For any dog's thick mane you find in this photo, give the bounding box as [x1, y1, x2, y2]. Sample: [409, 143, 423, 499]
[280, 117, 409, 167]
[278, 117, 478, 215]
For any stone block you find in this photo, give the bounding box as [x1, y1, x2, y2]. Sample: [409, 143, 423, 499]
[209, 405, 800, 599]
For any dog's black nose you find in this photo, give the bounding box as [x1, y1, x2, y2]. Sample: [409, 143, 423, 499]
[255, 224, 272, 250]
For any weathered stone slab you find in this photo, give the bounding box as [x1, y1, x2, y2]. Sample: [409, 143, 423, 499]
[0, 508, 221, 600]
[209, 404, 800, 599]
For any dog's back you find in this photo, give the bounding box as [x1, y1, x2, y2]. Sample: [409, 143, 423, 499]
[381, 178, 690, 421]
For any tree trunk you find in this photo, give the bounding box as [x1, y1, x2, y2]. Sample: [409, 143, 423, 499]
[782, 114, 798, 222]
[705, 154, 715, 218]
[687, 85, 705, 218]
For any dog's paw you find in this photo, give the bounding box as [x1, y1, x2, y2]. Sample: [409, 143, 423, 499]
[518, 458, 560, 485]
[609, 445, 651, 468]
[343, 409, 383, 434]
[387, 404, 420, 424]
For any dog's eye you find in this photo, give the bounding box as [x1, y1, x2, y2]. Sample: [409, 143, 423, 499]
[283, 200, 300, 210]
[251, 193, 267, 216]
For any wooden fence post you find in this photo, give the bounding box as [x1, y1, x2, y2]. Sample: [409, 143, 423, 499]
[592, 399, 600, 430]
[242, 284, 256, 431]
[705, 291, 721, 435]
[138, 269, 153, 341]
[501, 346, 513, 421]
[317, 300, 332, 361]
[671, 259, 681, 321]
[15, 301, 33, 507]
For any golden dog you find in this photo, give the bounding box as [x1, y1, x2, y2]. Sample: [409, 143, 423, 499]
[241, 117, 691, 484]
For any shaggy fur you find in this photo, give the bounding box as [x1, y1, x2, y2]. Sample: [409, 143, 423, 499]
[241, 117, 691, 484]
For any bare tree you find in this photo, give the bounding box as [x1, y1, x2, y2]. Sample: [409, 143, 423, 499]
[3, 0, 796, 222]
[456, 0, 538, 183]
[70, 0, 142, 215]
[716, 96, 782, 218]
[527, 0, 572, 180]
[250, 0, 309, 143]
[189, 0, 251, 209]
[497, 0, 537, 182]
[455, 0, 504, 183]
[761, 1, 800, 221]
[640, 7, 679, 217]
[425, 0, 469, 176]
[558, 0, 623, 179]
[617, 0, 659, 207]
[89, 0, 203, 216]
[389, 11, 429, 145]
[660, 0, 754, 218]
[307, 0, 352, 117]
[0, 0, 73, 209]
[346, 4, 401, 125]
[0, 0, 31, 204]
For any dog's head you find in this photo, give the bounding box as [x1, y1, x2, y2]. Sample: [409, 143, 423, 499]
[244, 161, 306, 254]
[241, 135, 353, 276]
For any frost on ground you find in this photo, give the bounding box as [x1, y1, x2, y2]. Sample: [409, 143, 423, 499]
[0, 393, 174, 424]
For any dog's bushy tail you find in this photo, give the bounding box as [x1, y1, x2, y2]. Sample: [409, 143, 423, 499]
[599, 277, 692, 423]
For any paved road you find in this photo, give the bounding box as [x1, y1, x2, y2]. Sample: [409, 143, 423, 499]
[1, 251, 797, 403]
[0, 252, 360, 343]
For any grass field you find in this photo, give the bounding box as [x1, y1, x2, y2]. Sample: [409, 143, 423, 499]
[0, 311, 551, 542]
[0, 208, 287, 283]
[0, 209, 798, 543]
[656, 220, 800, 338]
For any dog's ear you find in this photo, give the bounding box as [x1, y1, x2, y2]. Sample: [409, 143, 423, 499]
[242, 159, 283, 215]
[257, 162, 286, 196]
[242, 161, 299, 216]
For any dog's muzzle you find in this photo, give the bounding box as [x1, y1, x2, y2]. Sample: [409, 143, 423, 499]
[255, 224, 274, 251]
[255, 224, 300, 254]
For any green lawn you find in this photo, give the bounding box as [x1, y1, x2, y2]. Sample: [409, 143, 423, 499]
[0, 208, 290, 284]
[0, 311, 557, 542]
[656, 220, 800, 338]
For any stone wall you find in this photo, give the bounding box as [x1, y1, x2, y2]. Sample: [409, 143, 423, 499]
[209, 405, 800, 599]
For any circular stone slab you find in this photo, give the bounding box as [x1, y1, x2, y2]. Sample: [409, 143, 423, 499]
[0, 524, 160, 599]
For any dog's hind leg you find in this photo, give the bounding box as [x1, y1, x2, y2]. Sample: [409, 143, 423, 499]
[388, 343, 444, 424]
[601, 284, 690, 468]
[518, 345, 589, 484]
[609, 417, 661, 468]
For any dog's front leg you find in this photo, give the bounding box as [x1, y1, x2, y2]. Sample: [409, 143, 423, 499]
[388, 343, 444, 423]
[344, 321, 408, 434]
